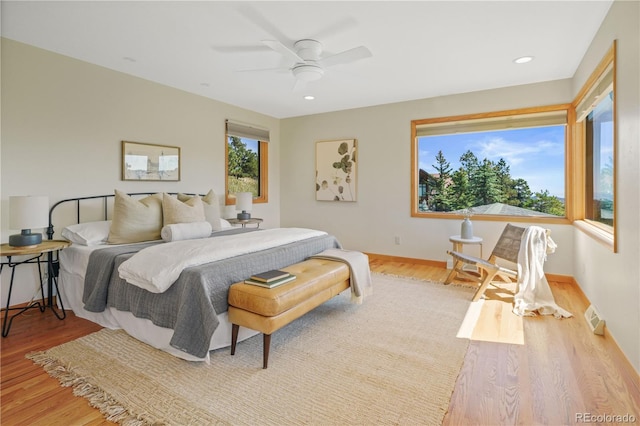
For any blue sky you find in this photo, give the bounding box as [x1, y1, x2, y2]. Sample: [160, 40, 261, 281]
[418, 126, 566, 198]
[242, 138, 259, 152]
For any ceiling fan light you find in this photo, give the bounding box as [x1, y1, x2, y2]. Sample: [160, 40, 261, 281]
[292, 64, 324, 82]
[513, 56, 534, 64]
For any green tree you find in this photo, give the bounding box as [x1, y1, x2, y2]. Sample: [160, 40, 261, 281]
[472, 159, 502, 205]
[450, 168, 474, 210]
[228, 136, 258, 178]
[494, 158, 512, 204]
[428, 150, 454, 211]
[529, 189, 565, 216]
[511, 178, 533, 207]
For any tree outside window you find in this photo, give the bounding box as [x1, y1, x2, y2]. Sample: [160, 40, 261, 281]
[414, 109, 567, 219]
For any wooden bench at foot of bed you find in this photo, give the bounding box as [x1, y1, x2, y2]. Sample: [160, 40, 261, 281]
[228, 258, 350, 368]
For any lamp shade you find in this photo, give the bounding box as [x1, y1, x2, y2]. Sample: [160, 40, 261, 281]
[235, 192, 252, 220]
[9, 196, 49, 247]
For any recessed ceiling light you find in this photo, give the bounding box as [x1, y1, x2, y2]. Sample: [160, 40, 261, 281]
[303, 95, 315, 100]
[513, 56, 534, 64]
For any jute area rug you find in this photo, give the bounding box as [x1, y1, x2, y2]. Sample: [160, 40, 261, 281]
[28, 273, 474, 425]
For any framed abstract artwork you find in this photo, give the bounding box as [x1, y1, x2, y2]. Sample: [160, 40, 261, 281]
[122, 141, 181, 181]
[315, 139, 357, 201]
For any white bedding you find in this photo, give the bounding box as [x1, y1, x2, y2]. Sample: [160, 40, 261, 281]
[59, 244, 258, 362]
[119, 228, 327, 293]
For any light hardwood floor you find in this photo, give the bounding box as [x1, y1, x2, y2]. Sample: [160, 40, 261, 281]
[1, 257, 638, 425]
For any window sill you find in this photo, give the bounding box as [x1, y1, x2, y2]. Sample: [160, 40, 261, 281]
[573, 220, 615, 251]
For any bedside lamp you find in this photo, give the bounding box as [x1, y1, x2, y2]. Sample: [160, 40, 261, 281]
[235, 192, 252, 220]
[9, 195, 49, 247]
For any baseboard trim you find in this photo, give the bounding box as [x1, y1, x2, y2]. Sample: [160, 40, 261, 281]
[544, 273, 575, 284]
[366, 252, 573, 283]
[365, 252, 447, 268]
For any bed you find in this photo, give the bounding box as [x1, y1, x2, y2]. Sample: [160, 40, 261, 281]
[49, 191, 342, 362]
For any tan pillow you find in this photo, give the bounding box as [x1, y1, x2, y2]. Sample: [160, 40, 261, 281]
[163, 193, 205, 226]
[107, 190, 163, 244]
[178, 189, 222, 231]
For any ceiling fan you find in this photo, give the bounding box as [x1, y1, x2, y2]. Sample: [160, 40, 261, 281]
[240, 38, 372, 88]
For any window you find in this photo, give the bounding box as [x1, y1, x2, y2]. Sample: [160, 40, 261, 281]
[225, 120, 269, 205]
[573, 42, 616, 251]
[411, 105, 570, 222]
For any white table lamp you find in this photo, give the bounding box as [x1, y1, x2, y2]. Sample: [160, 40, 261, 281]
[9, 195, 49, 247]
[235, 192, 253, 220]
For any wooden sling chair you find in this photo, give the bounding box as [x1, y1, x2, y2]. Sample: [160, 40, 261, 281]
[445, 223, 526, 302]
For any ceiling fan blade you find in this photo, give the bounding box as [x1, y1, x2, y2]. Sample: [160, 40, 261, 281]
[236, 66, 290, 73]
[309, 17, 358, 41]
[211, 44, 271, 54]
[262, 40, 305, 64]
[319, 46, 372, 68]
[292, 78, 308, 92]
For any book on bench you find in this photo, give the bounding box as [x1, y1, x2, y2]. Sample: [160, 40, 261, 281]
[244, 274, 296, 288]
[249, 269, 291, 283]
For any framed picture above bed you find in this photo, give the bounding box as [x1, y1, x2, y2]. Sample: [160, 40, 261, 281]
[122, 141, 181, 181]
[315, 139, 357, 201]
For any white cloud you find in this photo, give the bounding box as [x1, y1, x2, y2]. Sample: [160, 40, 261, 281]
[473, 135, 562, 167]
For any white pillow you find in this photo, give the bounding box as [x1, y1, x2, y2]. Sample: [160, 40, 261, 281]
[161, 221, 212, 242]
[62, 220, 112, 246]
[219, 218, 232, 229]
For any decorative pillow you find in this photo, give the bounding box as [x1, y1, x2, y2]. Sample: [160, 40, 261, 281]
[162, 193, 205, 226]
[178, 189, 222, 231]
[161, 221, 212, 242]
[107, 190, 163, 244]
[62, 220, 112, 246]
[219, 218, 232, 229]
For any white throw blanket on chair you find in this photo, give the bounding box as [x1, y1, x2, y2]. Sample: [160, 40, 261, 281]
[513, 226, 572, 318]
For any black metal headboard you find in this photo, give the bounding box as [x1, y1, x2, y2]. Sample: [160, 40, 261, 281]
[47, 192, 201, 240]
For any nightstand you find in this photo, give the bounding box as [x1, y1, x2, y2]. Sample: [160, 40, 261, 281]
[0, 239, 70, 337]
[227, 218, 263, 228]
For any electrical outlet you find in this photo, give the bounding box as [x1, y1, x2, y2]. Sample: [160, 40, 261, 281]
[394, 236, 401, 245]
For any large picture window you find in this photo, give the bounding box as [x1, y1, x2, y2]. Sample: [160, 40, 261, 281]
[225, 120, 269, 205]
[412, 105, 570, 222]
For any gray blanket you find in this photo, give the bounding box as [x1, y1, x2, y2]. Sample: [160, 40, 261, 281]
[82, 228, 341, 358]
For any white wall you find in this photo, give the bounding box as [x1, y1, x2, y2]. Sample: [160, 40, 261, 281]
[570, 0, 640, 372]
[1, 39, 281, 306]
[280, 80, 575, 276]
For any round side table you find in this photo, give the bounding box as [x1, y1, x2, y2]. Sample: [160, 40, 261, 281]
[449, 235, 483, 259]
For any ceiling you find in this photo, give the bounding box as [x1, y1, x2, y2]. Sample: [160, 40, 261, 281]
[1, 1, 613, 119]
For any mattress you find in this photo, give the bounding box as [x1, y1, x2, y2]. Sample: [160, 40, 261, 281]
[59, 244, 258, 362]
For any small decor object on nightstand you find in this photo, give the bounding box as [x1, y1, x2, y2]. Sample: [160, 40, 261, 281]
[235, 192, 252, 220]
[460, 208, 474, 240]
[8, 195, 49, 247]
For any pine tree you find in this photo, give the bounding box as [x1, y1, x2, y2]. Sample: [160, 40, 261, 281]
[511, 178, 533, 207]
[494, 158, 512, 204]
[450, 168, 474, 210]
[473, 159, 502, 205]
[429, 150, 454, 211]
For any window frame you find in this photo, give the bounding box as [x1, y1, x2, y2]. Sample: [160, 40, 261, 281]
[224, 125, 269, 206]
[411, 104, 572, 224]
[571, 41, 617, 252]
